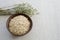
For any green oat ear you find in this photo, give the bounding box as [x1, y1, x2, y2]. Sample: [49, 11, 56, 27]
[0, 3, 38, 17]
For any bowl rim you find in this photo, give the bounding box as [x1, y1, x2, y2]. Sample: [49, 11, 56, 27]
[6, 13, 33, 36]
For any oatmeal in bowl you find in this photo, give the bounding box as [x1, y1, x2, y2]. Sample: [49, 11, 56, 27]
[6, 13, 32, 36]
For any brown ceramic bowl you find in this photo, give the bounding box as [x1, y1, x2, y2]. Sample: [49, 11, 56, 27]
[6, 13, 32, 36]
